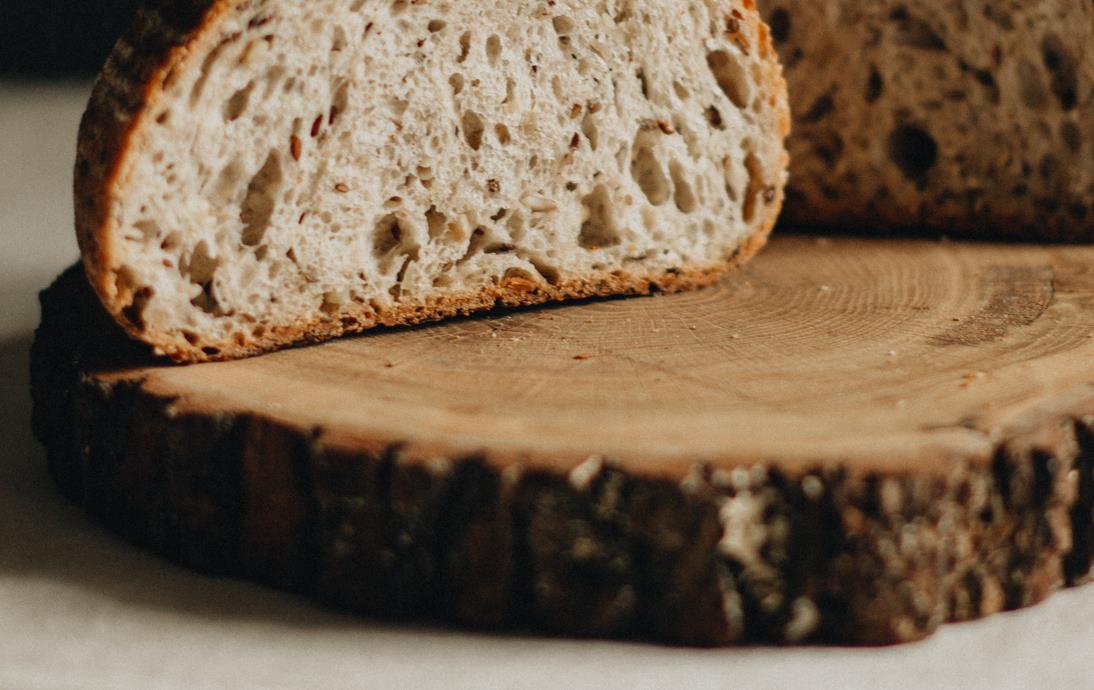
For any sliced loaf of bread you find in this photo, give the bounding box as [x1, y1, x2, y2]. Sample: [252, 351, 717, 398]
[763, 0, 1092, 239]
[75, 0, 789, 361]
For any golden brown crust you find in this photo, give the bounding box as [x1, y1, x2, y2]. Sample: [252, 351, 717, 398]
[76, 0, 789, 363]
[149, 256, 752, 362]
[75, 0, 230, 318]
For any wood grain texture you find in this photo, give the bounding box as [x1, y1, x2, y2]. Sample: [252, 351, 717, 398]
[30, 235, 1094, 645]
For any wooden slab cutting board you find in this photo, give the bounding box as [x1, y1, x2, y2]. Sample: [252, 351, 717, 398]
[30, 235, 1094, 645]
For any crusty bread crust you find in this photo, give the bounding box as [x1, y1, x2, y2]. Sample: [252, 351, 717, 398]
[75, 0, 789, 363]
[149, 238, 774, 362]
[76, 0, 222, 300]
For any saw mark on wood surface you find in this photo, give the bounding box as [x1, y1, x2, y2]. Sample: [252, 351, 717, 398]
[929, 266, 1055, 347]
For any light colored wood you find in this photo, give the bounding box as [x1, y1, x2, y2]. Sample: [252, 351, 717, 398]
[114, 235, 1094, 477]
[40, 234, 1094, 645]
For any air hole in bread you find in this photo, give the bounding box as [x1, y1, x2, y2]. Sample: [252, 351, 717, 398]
[673, 80, 690, 101]
[121, 286, 154, 331]
[636, 68, 650, 99]
[460, 227, 488, 263]
[428, 19, 446, 33]
[458, 31, 472, 62]
[527, 258, 561, 285]
[241, 151, 283, 246]
[705, 105, 725, 130]
[966, 66, 1000, 105]
[182, 241, 222, 315]
[1042, 34, 1078, 110]
[261, 63, 286, 98]
[707, 50, 750, 109]
[889, 9, 946, 51]
[581, 111, 599, 150]
[506, 209, 526, 241]
[800, 92, 835, 123]
[725, 170, 739, 204]
[326, 81, 347, 124]
[373, 213, 419, 272]
[888, 125, 938, 181]
[631, 135, 671, 206]
[495, 123, 511, 145]
[550, 75, 566, 102]
[579, 184, 622, 249]
[768, 7, 790, 43]
[390, 262, 414, 300]
[449, 73, 465, 95]
[486, 35, 502, 64]
[461, 110, 485, 150]
[553, 15, 576, 35]
[331, 25, 347, 52]
[865, 67, 884, 103]
[385, 97, 409, 118]
[426, 206, 448, 239]
[184, 242, 219, 284]
[321, 290, 346, 314]
[224, 80, 256, 121]
[161, 232, 181, 252]
[191, 39, 234, 106]
[373, 214, 404, 255]
[670, 161, 698, 214]
[134, 220, 161, 242]
[501, 267, 539, 289]
[742, 152, 764, 222]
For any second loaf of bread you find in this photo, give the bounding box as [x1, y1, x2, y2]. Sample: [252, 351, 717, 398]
[764, 0, 1092, 240]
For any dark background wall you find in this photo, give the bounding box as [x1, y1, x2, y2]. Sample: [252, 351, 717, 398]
[0, 1, 141, 77]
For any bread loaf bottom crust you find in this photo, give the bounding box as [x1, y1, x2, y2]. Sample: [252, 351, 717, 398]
[136, 228, 769, 361]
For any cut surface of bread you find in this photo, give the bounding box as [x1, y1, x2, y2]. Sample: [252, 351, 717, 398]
[76, 0, 789, 362]
[762, 0, 1093, 240]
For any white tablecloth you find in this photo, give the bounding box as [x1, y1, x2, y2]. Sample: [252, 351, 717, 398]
[1, 82, 1091, 690]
